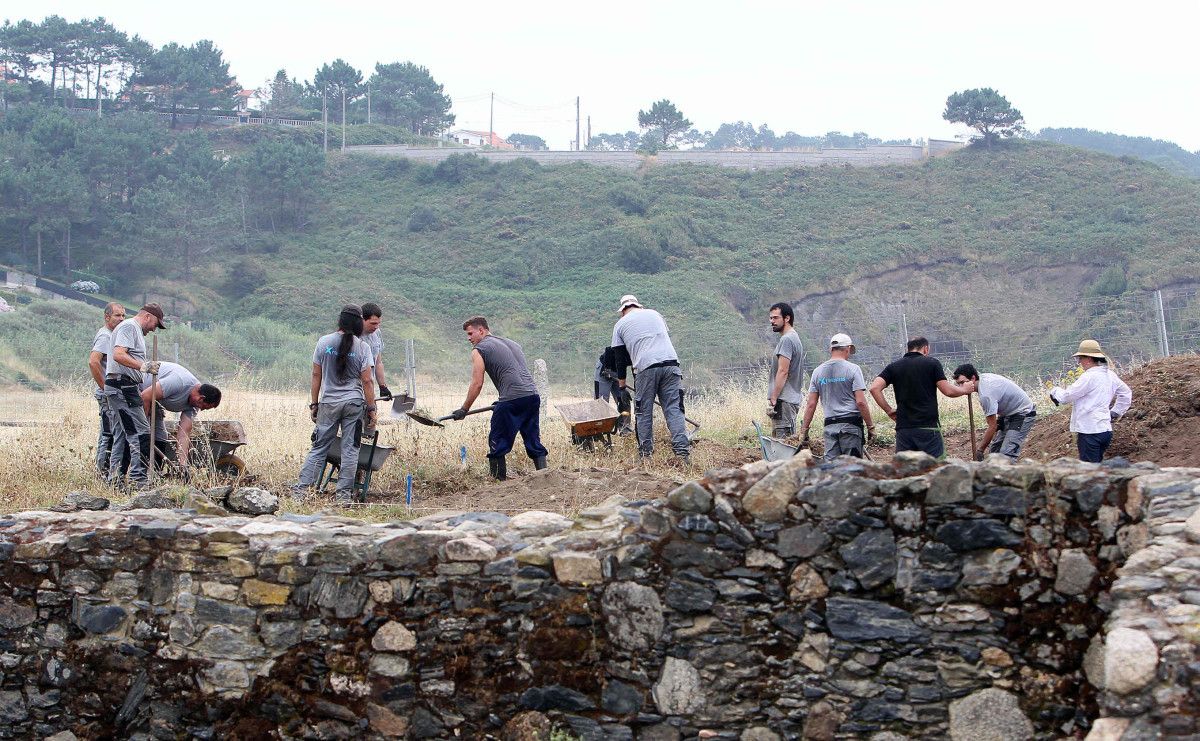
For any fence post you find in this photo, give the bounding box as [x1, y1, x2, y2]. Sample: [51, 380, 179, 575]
[533, 359, 549, 416]
[897, 301, 909, 350]
[1154, 289, 1171, 357]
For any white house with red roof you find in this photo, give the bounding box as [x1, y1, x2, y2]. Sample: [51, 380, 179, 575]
[445, 129, 513, 149]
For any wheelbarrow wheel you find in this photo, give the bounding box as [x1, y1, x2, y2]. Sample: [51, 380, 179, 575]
[215, 454, 246, 482]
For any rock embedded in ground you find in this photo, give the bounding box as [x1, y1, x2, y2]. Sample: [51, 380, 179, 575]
[122, 489, 176, 510]
[226, 487, 279, 516]
[667, 481, 713, 513]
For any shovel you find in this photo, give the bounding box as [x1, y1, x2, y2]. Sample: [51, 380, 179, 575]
[406, 405, 495, 428]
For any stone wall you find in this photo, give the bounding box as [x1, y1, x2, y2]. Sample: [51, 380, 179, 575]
[0, 453, 1196, 739]
[348, 146, 930, 170]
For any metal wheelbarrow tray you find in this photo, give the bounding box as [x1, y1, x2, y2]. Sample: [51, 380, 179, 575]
[556, 399, 619, 450]
[166, 419, 249, 479]
[319, 431, 396, 502]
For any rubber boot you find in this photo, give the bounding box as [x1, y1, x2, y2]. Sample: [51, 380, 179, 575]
[534, 456, 548, 470]
[489, 457, 507, 481]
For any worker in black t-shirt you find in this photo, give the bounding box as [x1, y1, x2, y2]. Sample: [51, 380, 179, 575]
[868, 337, 975, 459]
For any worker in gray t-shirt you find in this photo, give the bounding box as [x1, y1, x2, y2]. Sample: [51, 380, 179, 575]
[801, 333, 875, 461]
[766, 302, 806, 437]
[952, 364, 1036, 460]
[139, 361, 222, 471]
[454, 316, 546, 481]
[87, 302, 125, 475]
[104, 304, 166, 488]
[611, 295, 689, 460]
[361, 302, 390, 400]
[295, 306, 378, 503]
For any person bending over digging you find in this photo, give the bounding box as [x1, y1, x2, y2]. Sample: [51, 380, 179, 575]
[952, 363, 1035, 461]
[455, 316, 547, 481]
[293, 305, 377, 503]
[139, 361, 222, 476]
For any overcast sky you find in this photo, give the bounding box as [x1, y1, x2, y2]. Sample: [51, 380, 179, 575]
[19, 1, 1200, 151]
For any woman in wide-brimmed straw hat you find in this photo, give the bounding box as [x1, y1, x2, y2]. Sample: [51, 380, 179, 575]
[1048, 339, 1133, 463]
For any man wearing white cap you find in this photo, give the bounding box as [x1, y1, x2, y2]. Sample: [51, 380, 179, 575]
[1049, 339, 1133, 463]
[611, 295, 690, 460]
[801, 333, 875, 460]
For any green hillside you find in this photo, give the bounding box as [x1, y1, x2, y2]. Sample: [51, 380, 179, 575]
[1035, 127, 1200, 179]
[4, 105, 1200, 389]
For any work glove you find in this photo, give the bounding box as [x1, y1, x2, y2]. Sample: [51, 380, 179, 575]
[766, 400, 781, 419]
[140, 361, 161, 374]
[450, 408, 468, 421]
[378, 385, 391, 400]
[309, 402, 319, 422]
[1049, 391, 1060, 406]
[866, 425, 875, 443]
[1110, 410, 1120, 422]
[366, 407, 378, 429]
[974, 448, 984, 462]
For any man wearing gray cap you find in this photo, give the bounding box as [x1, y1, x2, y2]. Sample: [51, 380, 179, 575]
[801, 333, 875, 460]
[105, 303, 166, 487]
[611, 294, 690, 461]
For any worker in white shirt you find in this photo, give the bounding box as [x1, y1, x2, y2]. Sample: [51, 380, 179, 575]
[1048, 339, 1133, 463]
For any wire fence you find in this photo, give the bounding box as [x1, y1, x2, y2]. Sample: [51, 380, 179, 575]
[4, 286, 1199, 397]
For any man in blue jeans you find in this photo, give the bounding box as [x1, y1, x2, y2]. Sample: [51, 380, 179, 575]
[454, 316, 547, 481]
[611, 295, 690, 462]
[1049, 339, 1132, 463]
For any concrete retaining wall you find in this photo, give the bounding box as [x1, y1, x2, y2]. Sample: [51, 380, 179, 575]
[350, 144, 942, 170]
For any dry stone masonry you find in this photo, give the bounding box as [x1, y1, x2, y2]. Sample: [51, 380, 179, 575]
[0, 453, 1197, 739]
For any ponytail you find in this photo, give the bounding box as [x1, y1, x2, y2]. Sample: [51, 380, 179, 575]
[335, 305, 364, 381]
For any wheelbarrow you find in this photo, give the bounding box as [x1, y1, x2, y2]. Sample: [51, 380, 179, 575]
[164, 419, 249, 480]
[555, 399, 619, 452]
[318, 429, 395, 502]
[752, 420, 801, 462]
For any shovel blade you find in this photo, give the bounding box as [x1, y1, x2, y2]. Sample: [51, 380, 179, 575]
[390, 393, 416, 417]
[405, 411, 445, 428]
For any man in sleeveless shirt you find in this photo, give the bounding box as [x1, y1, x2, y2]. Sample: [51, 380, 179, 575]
[454, 316, 548, 481]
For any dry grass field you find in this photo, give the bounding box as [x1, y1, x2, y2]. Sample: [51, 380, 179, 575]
[0, 378, 1013, 520]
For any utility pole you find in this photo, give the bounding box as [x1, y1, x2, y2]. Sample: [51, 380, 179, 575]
[322, 88, 328, 153]
[341, 89, 346, 152]
[586, 115, 591, 150]
[489, 92, 494, 147]
[367, 84, 371, 124]
[575, 96, 581, 151]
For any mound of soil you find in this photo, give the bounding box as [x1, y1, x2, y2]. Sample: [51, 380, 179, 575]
[945, 355, 1200, 467]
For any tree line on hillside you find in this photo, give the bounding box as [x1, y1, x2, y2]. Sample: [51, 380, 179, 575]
[0, 105, 323, 288]
[1034, 128, 1200, 179]
[0, 15, 455, 133]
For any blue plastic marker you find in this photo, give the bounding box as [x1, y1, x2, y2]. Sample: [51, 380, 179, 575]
[459, 445, 468, 468]
[405, 474, 413, 507]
